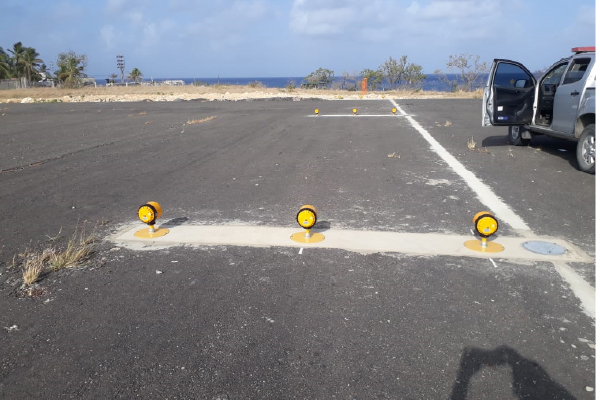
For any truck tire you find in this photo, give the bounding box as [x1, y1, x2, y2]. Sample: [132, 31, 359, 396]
[508, 126, 530, 146]
[577, 124, 595, 174]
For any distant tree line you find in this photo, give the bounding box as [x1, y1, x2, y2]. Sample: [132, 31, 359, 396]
[305, 54, 488, 92]
[1, 41, 145, 89]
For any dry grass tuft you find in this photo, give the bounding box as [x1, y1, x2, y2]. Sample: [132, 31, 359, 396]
[444, 120, 452, 127]
[187, 115, 217, 125]
[10, 226, 98, 287]
[467, 136, 476, 151]
[48, 228, 97, 271]
[387, 151, 401, 159]
[22, 250, 50, 285]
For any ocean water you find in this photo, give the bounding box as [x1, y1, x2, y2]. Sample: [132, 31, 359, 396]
[95, 74, 485, 92]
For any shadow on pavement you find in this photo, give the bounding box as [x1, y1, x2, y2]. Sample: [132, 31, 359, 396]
[312, 220, 331, 233]
[162, 216, 189, 227]
[449, 345, 576, 400]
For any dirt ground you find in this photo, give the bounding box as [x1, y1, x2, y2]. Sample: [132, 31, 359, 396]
[0, 84, 483, 103]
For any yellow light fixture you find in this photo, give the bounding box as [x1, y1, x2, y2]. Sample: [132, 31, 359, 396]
[314, 108, 319, 115]
[392, 108, 397, 114]
[352, 108, 357, 115]
[464, 211, 503, 252]
[135, 201, 170, 238]
[291, 205, 325, 243]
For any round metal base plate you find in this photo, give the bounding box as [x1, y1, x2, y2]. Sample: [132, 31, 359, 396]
[522, 241, 566, 255]
[464, 239, 505, 253]
[290, 232, 325, 243]
[134, 228, 170, 239]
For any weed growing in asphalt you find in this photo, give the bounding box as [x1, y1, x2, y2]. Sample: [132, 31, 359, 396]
[467, 136, 476, 151]
[21, 248, 53, 285]
[48, 227, 97, 271]
[10, 226, 98, 288]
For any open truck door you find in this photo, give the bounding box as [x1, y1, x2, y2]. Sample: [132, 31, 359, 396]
[482, 59, 537, 127]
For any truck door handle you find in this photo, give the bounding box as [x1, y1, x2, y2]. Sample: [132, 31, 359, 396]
[571, 91, 580, 96]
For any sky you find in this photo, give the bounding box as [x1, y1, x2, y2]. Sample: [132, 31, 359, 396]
[0, 0, 596, 79]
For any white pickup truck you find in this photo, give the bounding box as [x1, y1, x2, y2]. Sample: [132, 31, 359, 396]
[482, 47, 596, 173]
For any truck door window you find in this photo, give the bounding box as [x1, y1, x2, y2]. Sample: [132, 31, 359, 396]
[542, 64, 568, 85]
[494, 63, 532, 88]
[562, 58, 591, 85]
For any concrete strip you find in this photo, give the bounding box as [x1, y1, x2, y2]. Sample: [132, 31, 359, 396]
[388, 99, 532, 233]
[113, 224, 592, 263]
[307, 114, 409, 118]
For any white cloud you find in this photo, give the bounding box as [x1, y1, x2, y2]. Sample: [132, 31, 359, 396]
[52, 1, 84, 19]
[289, 0, 511, 42]
[184, 0, 270, 49]
[407, 0, 498, 20]
[105, 0, 145, 15]
[100, 24, 116, 49]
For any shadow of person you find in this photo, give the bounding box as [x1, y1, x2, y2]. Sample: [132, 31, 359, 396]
[450, 345, 576, 400]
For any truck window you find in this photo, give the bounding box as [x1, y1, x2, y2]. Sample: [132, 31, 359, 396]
[494, 63, 532, 88]
[562, 58, 591, 85]
[542, 63, 568, 85]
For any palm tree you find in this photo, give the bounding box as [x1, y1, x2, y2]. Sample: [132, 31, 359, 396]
[127, 67, 143, 83]
[7, 42, 26, 78]
[0, 47, 10, 79]
[21, 47, 43, 84]
[56, 51, 87, 88]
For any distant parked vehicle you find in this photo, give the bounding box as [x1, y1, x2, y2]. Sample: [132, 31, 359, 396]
[482, 47, 596, 173]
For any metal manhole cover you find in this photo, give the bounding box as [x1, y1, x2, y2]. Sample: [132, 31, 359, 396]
[522, 241, 566, 255]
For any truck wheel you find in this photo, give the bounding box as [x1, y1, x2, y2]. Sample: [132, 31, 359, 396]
[577, 124, 595, 174]
[508, 126, 530, 146]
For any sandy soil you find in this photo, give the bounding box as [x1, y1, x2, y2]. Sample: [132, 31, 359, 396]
[0, 84, 483, 103]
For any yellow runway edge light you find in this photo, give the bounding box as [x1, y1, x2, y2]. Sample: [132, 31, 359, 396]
[135, 201, 170, 239]
[464, 211, 504, 253]
[291, 205, 325, 243]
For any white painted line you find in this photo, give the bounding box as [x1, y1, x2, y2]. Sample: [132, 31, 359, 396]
[552, 262, 595, 319]
[489, 258, 498, 268]
[299, 247, 303, 254]
[388, 99, 594, 320]
[388, 99, 531, 233]
[113, 224, 592, 263]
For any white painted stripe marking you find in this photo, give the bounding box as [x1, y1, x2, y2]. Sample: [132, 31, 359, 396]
[388, 99, 531, 233]
[552, 262, 595, 319]
[489, 258, 498, 268]
[299, 247, 303, 254]
[388, 99, 593, 320]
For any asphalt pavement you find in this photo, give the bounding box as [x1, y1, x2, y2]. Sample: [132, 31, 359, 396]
[0, 98, 595, 399]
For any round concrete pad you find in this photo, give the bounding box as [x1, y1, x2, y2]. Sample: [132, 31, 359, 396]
[290, 232, 325, 243]
[522, 240, 566, 255]
[464, 239, 505, 253]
